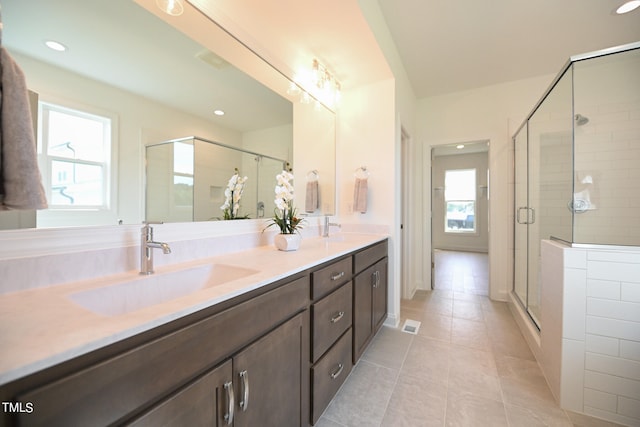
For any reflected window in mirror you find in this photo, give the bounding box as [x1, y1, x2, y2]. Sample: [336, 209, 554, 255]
[36, 100, 118, 228]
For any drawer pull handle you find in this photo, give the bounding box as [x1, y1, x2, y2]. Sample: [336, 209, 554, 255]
[239, 370, 249, 411]
[330, 363, 344, 380]
[330, 311, 345, 323]
[223, 381, 234, 425]
[331, 271, 345, 281]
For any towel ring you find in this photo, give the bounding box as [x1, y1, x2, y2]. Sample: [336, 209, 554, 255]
[354, 166, 369, 179]
[307, 170, 319, 181]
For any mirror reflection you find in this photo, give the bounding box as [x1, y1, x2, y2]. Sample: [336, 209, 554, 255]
[1, 0, 336, 231]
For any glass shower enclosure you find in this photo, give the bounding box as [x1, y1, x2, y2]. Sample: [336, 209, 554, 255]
[145, 136, 288, 223]
[513, 42, 640, 328]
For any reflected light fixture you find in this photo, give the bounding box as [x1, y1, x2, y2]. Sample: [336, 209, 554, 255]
[456, 144, 465, 149]
[213, 109, 225, 116]
[45, 40, 67, 52]
[156, 0, 184, 16]
[616, 0, 640, 13]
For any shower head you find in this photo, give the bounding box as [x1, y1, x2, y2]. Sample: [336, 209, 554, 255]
[575, 114, 589, 126]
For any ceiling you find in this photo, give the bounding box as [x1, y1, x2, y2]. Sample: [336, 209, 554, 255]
[377, 0, 640, 98]
[3, 0, 639, 124]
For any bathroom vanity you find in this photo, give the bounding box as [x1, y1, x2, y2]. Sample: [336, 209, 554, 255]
[0, 235, 387, 426]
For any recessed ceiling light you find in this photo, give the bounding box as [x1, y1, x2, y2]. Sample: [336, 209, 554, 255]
[616, 0, 640, 14]
[213, 110, 225, 116]
[44, 40, 67, 52]
[456, 144, 465, 149]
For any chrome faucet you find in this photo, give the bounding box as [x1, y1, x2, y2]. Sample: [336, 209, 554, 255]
[323, 215, 341, 237]
[140, 223, 171, 275]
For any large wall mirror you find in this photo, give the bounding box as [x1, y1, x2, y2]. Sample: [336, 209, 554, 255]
[0, 0, 335, 232]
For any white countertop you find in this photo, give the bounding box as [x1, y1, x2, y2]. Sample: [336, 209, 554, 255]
[0, 233, 386, 385]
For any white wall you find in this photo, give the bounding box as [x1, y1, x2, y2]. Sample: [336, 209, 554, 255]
[337, 78, 399, 325]
[417, 74, 555, 300]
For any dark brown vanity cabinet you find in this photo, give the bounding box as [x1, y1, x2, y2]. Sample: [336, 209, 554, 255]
[309, 257, 353, 424]
[353, 241, 388, 363]
[8, 276, 309, 427]
[131, 313, 305, 427]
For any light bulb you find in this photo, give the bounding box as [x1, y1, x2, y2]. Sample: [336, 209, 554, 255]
[156, 0, 184, 16]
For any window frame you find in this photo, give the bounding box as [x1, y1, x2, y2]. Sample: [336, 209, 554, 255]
[443, 168, 477, 234]
[37, 96, 119, 227]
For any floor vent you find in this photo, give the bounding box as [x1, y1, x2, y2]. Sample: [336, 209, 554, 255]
[401, 319, 421, 335]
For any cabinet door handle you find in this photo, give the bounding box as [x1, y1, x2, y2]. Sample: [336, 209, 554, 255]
[331, 271, 345, 281]
[330, 311, 345, 323]
[239, 370, 249, 412]
[330, 363, 344, 380]
[223, 381, 234, 425]
[372, 270, 380, 288]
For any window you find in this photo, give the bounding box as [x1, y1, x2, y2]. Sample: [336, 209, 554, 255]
[39, 102, 112, 209]
[444, 169, 476, 233]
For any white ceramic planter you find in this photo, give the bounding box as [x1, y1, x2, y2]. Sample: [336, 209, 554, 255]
[274, 233, 301, 251]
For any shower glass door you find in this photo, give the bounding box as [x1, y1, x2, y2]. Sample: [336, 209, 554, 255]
[513, 69, 573, 330]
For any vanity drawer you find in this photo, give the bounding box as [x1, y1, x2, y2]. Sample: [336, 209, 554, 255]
[16, 276, 309, 427]
[311, 282, 352, 362]
[354, 240, 387, 273]
[311, 257, 352, 299]
[311, 328, 352, 424]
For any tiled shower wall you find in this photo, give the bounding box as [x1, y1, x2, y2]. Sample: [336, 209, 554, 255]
[541, 240, 640, 427]
[572, 49, 640, 246]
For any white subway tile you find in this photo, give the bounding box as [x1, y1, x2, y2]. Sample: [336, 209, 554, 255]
[587, 279, 621, 300]
[586, 316, 640, 342]
[622, 282, 640, 302]
[583, 388, 617, 412]
[621, 340, 640, 362]
[584, 370, 640, 400]
[561, 339, 585, 411]
[565, 248, 587, 269]
[587, 250, 640, 265]
[564, 268, 587, 340]
[587, 298, 640, 322]
[587, 260, 640, 283]
[586, 334, 619, 357]
[586, 353, 640, 381]
[618, 396, 640, 420]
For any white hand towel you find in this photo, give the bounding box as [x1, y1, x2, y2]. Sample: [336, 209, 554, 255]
[305, 180, 319, 213]
[353, 178, 368, 213]
[0, 47, 48, 210]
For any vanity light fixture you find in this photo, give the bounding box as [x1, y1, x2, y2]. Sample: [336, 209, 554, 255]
[290, 59, 341, 108]
[44, 40, 67, 52]
[213, 109, 225, 116]
[156, 0, 184, 16]
[616, 0, 640, 14]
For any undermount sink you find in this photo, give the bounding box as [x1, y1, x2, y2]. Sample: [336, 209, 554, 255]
[68, 264, 259, 316]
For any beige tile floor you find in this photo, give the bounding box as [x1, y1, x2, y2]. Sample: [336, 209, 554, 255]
[316, 251, 623, 427]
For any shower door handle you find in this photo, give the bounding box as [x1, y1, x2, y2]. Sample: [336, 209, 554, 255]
[517, 207, 528, 224]
[517, 207, 535, 224]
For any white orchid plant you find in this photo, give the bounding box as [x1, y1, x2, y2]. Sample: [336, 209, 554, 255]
[220, 171, 249, 220]
[265, 170, 304, 234]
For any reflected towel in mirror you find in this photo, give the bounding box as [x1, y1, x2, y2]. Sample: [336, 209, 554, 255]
[305, 180, 319, 213]
[0, 47, 47, 210]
